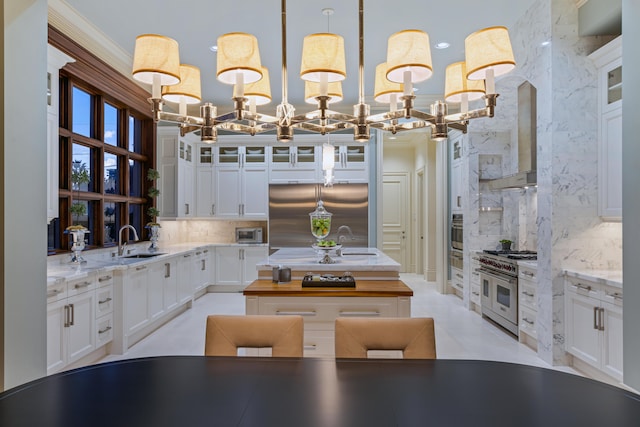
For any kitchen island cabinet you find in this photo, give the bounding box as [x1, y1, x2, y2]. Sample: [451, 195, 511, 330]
[244, 279, 413, 357]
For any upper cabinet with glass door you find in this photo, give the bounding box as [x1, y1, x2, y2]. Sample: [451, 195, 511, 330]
[269, 143, 320, 183]
[331, 136, 369, 183]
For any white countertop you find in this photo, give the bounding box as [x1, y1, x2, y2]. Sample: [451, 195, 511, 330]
[564, 268, 623, 288]
[257, 247, 400, 272]
[47, 242, 268, 286]
[517, 260, 538, 269]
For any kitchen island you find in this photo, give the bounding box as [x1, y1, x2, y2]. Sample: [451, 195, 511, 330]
[244, 261, 412, 357]
[255, 247, 401, 281]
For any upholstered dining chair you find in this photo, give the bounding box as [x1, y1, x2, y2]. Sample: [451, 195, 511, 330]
[205, 314, 304, 357]
[334, 317, 436, 359]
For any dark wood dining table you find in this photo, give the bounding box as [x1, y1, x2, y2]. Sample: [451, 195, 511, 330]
[1, 356, 639, 426]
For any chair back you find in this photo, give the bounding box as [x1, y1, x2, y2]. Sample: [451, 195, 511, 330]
[205, 315, 304, 357]
[335, 317, 436, 359]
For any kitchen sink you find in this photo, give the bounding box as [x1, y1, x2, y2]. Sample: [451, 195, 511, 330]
[122, 253, 166, 259]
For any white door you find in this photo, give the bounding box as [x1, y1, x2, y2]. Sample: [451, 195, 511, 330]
[601, 301, 624, 381]
[242, 168, 269, 217]
[382, 173, 410, 272]
[242, 247, 268, 285]
[162, 259, 178, 311]
[416, 170, 425, 277]
[215, 168, 242, 217]
[215, 246, 243, 286]
[565, 291, 601, 370]
[47, 300, 67, 375]
[147, 261, 166, 321]
[66, 291, 96, 364]
[196, 167, 215, 217]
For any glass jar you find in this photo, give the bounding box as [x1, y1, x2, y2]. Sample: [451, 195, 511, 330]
[309, 200, 332, 243]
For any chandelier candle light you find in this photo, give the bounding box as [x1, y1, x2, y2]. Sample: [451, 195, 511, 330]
[131, 0, 515, 143]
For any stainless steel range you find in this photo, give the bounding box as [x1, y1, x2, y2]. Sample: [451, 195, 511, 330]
[479, 250, 537, 336]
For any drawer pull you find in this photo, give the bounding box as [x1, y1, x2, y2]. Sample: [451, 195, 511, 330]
[196, 251, 202, 255]
[47, 289, 63, 297]
[606, 292, 623, 301]
[522, 291, 534, 298]
[304, 345, 317, 351]
[98, 297, 113, 305]
[523, 318, 534, 325]
[456, 273, 463, 279]
[575, 283, 592, 292]
[276, 311, 316, 316]
[339, 311, 381, 317]
[522, 271, 535, 277]
[74, 281, 91, 289]
[98, 326, 112, 334]
[98, 275, 112, 282]
[183, 254, 192, 258]
[136, 265, 147, 271]
[472, 291, 480, 296]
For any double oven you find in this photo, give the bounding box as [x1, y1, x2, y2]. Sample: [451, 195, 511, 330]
[478, 251, 536, 336]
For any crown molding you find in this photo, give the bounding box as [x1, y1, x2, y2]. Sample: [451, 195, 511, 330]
[47, 0, 147, 93]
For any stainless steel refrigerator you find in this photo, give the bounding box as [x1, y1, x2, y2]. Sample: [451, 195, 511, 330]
[269, 183, 369, 249]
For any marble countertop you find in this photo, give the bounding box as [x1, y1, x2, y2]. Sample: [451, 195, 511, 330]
[47, 242, 268, 286]
[517, 260, 538, 269]
[564, 268, 623, 288]
[257, 247, 400, 272]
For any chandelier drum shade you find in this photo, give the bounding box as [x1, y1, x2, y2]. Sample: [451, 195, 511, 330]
[132, 34, 181, 86]
[131, 0, 515, 143]
[162, 64, 202, 104]
[216, 32, 263, 85]
[444, 62, 485, 103]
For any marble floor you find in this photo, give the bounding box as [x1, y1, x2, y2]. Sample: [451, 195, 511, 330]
[97, 274, 579, 375]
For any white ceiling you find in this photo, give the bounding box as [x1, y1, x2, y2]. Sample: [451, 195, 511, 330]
[63, 0, 536, 114]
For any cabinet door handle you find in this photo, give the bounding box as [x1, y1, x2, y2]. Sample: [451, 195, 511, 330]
[69, 303, 75, 326]
[593, 306, 599, 330]
[74, 281, 91, 289]
[523, 318, 534, 325]
[276, 311, 316, 316]
[522, 271, 535, 277]
[576, 283, 592, 292]
[196, 251, 202, 255]
[165, 263, 171, 278]
[211, 204, 215, 215]
[522, 291, 534, 297]
[98, 326, 112, 335]
[47, 289, 63, 298]
[64, 305, 70, 327]
[201, 259, 206, 271]
[185, 203, 190, 215]
[339, 311, 381, 317]
[599, 307, 605, 331]
[606, 291, 623, 301]
[183, 254, 191, 258]
[472, 291, 480, 296]
[98, 297, 112, 305]
[456, 273, 463, 279]
[238, 204, 242, 216]
[457, 196, 461, 207]
[136, 265, 147, 271]
[98, 275, 112, 282]
[304, 344, 317, 351]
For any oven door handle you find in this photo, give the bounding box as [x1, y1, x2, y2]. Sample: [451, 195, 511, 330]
[479, 268, 517, 284]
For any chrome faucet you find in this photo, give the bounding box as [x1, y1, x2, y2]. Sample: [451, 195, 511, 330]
[336, 225, 355, 256]
[118, 225, 140, 256]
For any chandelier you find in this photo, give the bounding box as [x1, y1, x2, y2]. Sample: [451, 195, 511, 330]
[131, 0, 515, 143]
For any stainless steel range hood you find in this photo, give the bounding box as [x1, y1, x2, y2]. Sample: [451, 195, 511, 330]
[488, 81, 537, 190]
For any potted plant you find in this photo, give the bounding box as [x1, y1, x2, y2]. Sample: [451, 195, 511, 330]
[146, 168, 161, 251]
[66, 160, 91, 263]
[499, 239, 512, 251]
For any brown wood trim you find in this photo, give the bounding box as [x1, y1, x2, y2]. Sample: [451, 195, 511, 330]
[243, 280, 414, 297]
[48, 25, 152, 119]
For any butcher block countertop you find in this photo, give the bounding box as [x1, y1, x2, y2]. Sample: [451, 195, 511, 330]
[243, 279, 414, 297]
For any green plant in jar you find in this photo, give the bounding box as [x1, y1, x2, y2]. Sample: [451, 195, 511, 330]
[309, 200, 332, 242]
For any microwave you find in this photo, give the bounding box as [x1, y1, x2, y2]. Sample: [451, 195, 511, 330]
[235, 227, 263, 243]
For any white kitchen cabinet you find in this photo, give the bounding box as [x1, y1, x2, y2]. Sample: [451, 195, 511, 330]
[332, 143, 369, 183]
[215, 246, 267, 288]
[214, 145, 268, 218]
[162, 258, 178, 311]
[246, 295, 410, 357]
[147, 260, 168, 322]
[564, 273, 623, 382]
[47, 276, 97, 375]
[177, 251, 194, 304]
[450, 266, 464, 298]
[518, 263, 538, 349]
[449, 133, 464, 213]
[196, 144, 216, 217]
[193, 247, 213, 293]
[590, 36, 622, 221]
[157, 128, 195, 218]
[269, 144, 320, 183]
[469, 254, 481, 310]
[47, 45, 75, 223]
[124, 264, 150, 337]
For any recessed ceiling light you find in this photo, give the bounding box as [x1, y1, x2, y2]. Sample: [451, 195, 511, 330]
[435, 42, 450, 49]
[209, 45, 218, 52]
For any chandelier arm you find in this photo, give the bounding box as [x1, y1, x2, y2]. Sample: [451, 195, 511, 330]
[366, 110, 406, 123]
[447, 122, 468, 133]
[156, 111, 204, 127]
[407, 109, 437, 124]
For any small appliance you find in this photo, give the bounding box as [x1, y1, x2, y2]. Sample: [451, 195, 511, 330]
[235, 227, 263, 243]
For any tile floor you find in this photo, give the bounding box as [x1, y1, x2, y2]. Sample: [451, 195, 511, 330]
[98, 274, 579, 375]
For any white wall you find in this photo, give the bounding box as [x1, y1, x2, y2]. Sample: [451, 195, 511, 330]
[2, 0, 48, 390]
[622, 0, 640, 392]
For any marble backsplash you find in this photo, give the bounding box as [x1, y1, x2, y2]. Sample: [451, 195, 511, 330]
[157, 220, 268, 245]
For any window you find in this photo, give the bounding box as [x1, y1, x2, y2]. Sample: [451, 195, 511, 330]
[49, 77, 153, 253]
